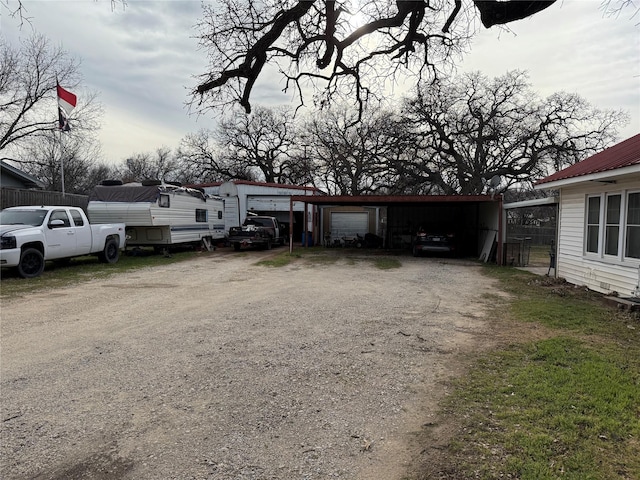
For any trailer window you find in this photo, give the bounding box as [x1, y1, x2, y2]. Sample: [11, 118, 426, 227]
[159, 194, 170, 208]
[218, 210, 223, 219]
[196, 209, 208, 222]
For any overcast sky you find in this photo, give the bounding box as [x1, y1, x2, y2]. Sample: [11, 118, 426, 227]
[2, 1, 638, 165]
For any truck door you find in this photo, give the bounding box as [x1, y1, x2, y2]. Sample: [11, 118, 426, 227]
[69, 209, 92, 254]
[45, 209, 76, 259]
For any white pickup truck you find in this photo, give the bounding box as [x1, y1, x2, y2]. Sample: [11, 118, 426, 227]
[0, 205, 126, 278]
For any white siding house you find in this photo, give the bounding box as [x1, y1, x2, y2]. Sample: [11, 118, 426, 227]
[535, 134, 640, 298]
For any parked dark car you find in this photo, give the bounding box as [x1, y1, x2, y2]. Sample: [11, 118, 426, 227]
[412, 230, 456, 257]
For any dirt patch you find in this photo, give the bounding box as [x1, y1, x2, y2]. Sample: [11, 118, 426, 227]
[2, 251, 506, 479]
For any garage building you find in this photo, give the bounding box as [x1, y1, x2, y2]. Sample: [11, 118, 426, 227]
[290, 194, 504, 262]
[192, 180, 323, 239]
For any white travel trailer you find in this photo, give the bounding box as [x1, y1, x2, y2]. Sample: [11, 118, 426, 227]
[88, 182, 225, 250]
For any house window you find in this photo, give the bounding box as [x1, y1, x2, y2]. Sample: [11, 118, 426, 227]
[585, 191, 640, 261]
[604, 194, 621, 256]
[626, 192, 640, 259]
[196, 209, 208, 222]
[586, 196, 601, 254]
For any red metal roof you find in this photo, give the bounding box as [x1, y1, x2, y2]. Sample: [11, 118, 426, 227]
[187, 179, 323, 193]
[290, 194, 500, 205]
[536, 133, 640, 186]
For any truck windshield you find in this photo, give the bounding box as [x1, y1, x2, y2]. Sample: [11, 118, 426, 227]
[0, 209, 48, 226]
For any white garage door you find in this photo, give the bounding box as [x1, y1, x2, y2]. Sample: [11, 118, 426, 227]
[330, 212, 369, 237]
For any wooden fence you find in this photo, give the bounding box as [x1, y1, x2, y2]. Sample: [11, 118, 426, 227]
[1, 188, 88, 211]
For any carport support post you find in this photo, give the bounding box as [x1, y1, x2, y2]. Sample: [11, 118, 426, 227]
[289, 197, 294, 254]
[497, 194, 504, 266]
[303, 201, 308, 248]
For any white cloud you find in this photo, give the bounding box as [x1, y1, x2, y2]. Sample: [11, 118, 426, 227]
[2, 0, 638, 166]
[3, 0, 216, 163]
[460, 0, 639, 140]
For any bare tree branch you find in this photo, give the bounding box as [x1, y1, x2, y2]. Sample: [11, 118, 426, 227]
[192, 0, 562, 116]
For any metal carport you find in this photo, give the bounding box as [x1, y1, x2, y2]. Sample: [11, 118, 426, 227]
[288, 194, 504, 264]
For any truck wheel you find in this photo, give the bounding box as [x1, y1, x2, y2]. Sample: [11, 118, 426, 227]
[266, 239, 272, 250]
[233, 243, 241, 251]
[17, 248, 45, 278]
[99, 238, 120, 264]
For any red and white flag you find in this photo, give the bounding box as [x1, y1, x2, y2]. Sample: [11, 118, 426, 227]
[57, 83, 77, 131]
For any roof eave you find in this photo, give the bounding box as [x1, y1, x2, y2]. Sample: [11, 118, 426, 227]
[534, 164, 640, 190]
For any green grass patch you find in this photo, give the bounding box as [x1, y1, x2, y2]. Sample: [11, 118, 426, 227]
[445, 338, 640, 479]
[372, 257, 402, 270]
[254, 251, 298, 267]
[432, 265, 640, 480]
[483, 265, 624, 336]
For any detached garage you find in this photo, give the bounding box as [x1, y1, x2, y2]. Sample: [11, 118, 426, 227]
[192, 180, 323, 239]
[290, 194, 504, 262]
[331, 211, 369, 237]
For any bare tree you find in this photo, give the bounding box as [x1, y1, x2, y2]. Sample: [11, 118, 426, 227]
[175, 129, 256, 183]
[215, 106, 302, 184]
[0, 34, 98, 153]
[116, 147, 181, 183]
[402, 70, 628, 194]
[13, 128, 108, 194]
[192, 0, 562, 117]
[303, 106, 412, 195]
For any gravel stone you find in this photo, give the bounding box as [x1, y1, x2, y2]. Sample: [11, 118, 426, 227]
[1, 250, 500, 479]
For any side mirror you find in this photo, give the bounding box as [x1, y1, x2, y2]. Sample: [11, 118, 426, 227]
[48, 219, 65, 229]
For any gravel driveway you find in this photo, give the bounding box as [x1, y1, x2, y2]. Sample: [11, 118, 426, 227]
[1, 250, 500, 479]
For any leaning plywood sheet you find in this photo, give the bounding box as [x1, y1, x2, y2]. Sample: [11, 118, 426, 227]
[479, 229, 497, 263]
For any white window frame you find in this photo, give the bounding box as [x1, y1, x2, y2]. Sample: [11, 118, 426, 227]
[585, 194, 603, 255]
[604, 193, 622, 257]
[624, 190, 640, 261]
[584, 190, 640, 265]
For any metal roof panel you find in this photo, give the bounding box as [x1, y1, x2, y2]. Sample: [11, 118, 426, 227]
[535, 133, 640, 186]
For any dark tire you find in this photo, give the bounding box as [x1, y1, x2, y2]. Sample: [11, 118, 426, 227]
[412, 246, 420, 257]
[17, 248, 45, 278]
[233, 242, 241, 251]
[266, 239, 272, 250]
[99, 238, 120, 264]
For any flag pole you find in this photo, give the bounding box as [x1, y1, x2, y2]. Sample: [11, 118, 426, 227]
[60, 127, 65, 196]
[56, 79, 77, 197]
